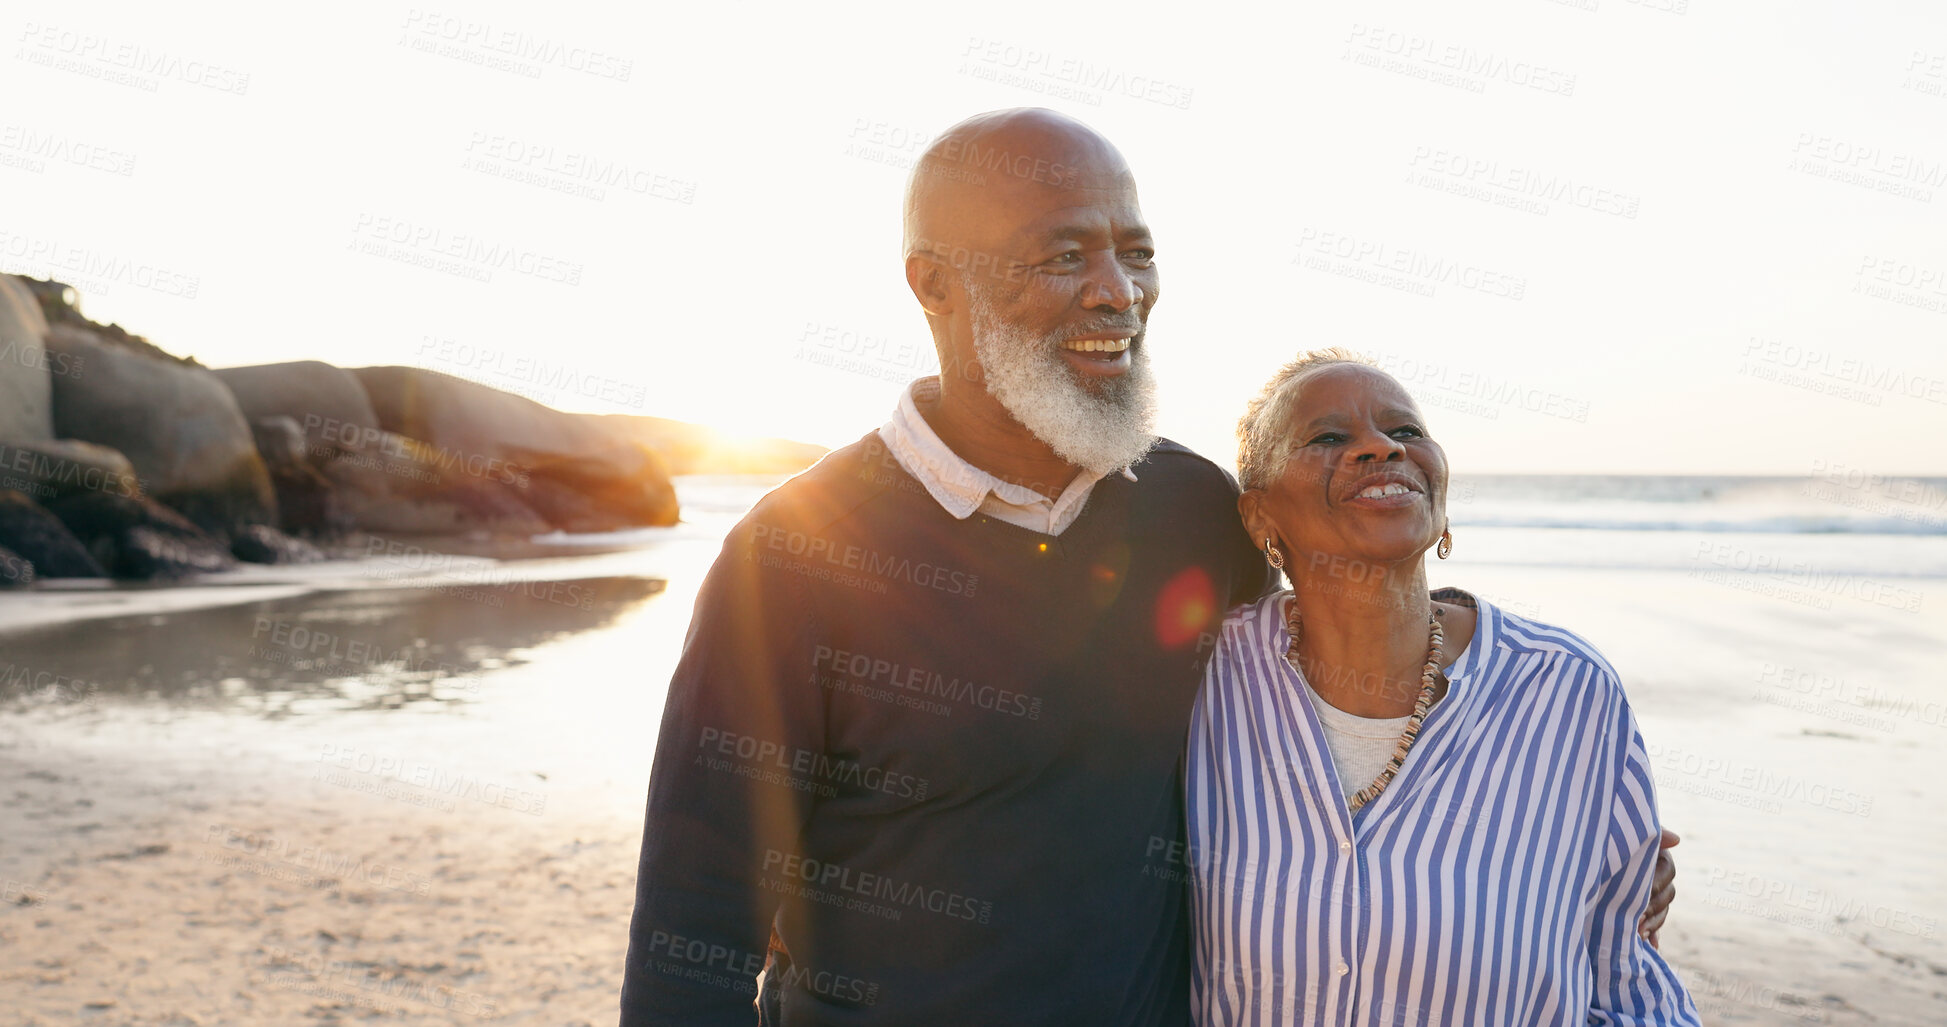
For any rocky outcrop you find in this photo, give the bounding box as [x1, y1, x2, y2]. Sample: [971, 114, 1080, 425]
[205, 363, 680, 538]
[320, 428, 552, 536]
[21, 277, 196, 367]
[353, 366, 678, 530]
[0, 544, 32, 588]
[512, 443, 680, 531]
[0, 438, 141, 504]
[0, 274, 55, 444]
[247, 416, 337, 536]
[213, 360, 384, 463]
[45, 491, 235, 579]
[355, 365, 637, 472]
[510, 474, 611, 533]
[4, 276, 713, 579]
[0, 490, 106, 578]
[46, 323, 276, 535]
[118, 525, 236, 578]
[230, 523, 324, 565]
[249, 416, 309, 477]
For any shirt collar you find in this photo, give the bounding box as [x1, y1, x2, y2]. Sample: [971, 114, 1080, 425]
[876, 377, 1137, 521]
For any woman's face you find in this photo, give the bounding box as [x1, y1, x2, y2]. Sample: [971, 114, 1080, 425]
[1246, 364, 1449, 574]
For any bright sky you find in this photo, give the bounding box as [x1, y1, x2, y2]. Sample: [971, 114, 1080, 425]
[5, 0, 1944, 474]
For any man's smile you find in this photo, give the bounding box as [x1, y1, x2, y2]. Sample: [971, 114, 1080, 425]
[1057, 335, 1136, 376]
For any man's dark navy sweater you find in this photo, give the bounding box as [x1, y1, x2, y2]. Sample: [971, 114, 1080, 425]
[620, 432, 1267, 1025]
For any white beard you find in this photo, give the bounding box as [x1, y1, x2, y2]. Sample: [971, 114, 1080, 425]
[965, 282, 1159, 476]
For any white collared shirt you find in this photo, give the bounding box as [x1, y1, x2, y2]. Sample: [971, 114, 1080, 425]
[876, 377, 1137, 537]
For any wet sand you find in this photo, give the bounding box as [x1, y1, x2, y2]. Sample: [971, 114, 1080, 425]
[1, 527, 1944, 1024]
[0, 566, 691, 1026]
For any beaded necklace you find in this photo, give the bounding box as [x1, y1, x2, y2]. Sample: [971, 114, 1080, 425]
[1284, 596, 1446, 813]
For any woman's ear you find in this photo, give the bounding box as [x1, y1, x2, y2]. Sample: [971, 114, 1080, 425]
[1238, 489, 1276, 552]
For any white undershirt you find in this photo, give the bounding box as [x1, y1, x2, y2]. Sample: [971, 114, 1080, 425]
[1304, 662, 1457, 804]
[1303, 685, 1413, 802]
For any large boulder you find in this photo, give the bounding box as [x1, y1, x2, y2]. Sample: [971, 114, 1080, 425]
[514, 443, 680, 531]
[321, 428, 552, 536]
[0, 438, 141, 503]
[247, 416, 337, 536]
[19, 277, 190, 366]
[44, 491, 235, 579]
[353, 365, 635, 471]
[0, 274, 55, 444]
[248, 416, 309, 477]
[45, 323, 275, 535]
[512, 474, 612, 533]
[118, 525, 236, 578]
[0, 490, 105, 578]
[353, 366, 678, 529]
[16, 277, 79, 326]
[0, 544, 32, 588]
[230, 523, 324, 565]
[212, 360, 384, 465]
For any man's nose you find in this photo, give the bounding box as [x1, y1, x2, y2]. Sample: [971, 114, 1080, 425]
[1080, 261, 1141, 312]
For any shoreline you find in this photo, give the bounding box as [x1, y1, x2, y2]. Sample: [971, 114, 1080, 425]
[0, 529, 686, 641]
[0, 470, 786, 643]
[0, 471, 792, 638]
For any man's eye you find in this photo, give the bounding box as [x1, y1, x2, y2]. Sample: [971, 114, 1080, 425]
[1390, 425, 1425, 439]
[1048, 252, 1083, 266]
[1307, 433, 1344, 446]
[1122, 248, 1155, 265]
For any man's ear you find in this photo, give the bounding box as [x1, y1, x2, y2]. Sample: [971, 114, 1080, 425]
[906, 253, 953, 317]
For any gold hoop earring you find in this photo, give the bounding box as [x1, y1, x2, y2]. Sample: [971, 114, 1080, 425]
[1437, 530, 1453, 560]
[1264, 537, 1285, 569]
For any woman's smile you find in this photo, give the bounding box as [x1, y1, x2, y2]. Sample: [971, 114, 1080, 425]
[1340, 470, 1426, 510]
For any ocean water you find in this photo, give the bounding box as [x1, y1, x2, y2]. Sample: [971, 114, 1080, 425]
[662, 471, 1947, 536]
[1450, 473, 1947, 537]
[663, 471, 1947, 536]
[653, 471, 1947, 571]
[1445, 474, 1947, 582]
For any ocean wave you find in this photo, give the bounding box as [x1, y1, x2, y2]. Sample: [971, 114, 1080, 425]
[1452, 512, 1947, 536]
[1448, 476, 1947, 537]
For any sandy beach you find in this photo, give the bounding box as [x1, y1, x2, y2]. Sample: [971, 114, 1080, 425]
[2, 511, 1944, 1024]
[0, 511, 723, 1026]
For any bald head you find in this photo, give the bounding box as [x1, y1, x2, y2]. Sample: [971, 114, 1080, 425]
[894, 108, 1161, 479]
[902, 108, 1135, 262]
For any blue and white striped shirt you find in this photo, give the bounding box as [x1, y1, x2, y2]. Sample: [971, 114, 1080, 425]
[1186, 590, 1699, 1026]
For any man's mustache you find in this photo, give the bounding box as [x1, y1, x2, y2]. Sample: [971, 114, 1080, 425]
[1057, 318, 1144, 342]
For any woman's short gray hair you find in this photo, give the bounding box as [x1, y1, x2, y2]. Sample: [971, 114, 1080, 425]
[1236, 347, 1377, 492]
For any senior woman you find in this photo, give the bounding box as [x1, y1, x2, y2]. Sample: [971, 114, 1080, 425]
[1186, 350, 1698, 1025]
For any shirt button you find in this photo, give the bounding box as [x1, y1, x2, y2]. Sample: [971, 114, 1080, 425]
[1339, 840, 1351, 854]
[1336, 962, 1349, 976]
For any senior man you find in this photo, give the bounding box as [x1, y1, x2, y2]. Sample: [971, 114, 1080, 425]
[620, 108, 1673, 1026]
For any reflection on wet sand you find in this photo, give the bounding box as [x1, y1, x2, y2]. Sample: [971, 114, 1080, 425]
[0, 576, 665, 714]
